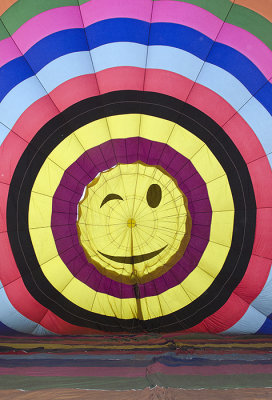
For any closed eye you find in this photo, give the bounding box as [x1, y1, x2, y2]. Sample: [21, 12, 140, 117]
[100, 193, 124, 208]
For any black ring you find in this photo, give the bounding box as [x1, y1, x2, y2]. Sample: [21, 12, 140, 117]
[7, 91, 256, 332]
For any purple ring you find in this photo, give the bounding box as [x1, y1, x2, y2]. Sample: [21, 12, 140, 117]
[51, 137, 212, 298]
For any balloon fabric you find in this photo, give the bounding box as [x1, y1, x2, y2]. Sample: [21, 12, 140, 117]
[0, 0, 272, 335]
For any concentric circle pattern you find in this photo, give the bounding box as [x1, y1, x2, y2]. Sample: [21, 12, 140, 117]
[0, 0, 271, 335]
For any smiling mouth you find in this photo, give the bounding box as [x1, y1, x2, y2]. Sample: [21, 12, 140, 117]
[98, 245, 167, 264]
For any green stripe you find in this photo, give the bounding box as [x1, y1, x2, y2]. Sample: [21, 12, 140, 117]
[0, 0, 271, 51]
[0, 376, 148, 391]
[227, 5, 272, 49]
[0, 19, 8, 40]
[0, 0, 78, 40]
[156, 0, 232, 20]
[0, 374, 272, 391]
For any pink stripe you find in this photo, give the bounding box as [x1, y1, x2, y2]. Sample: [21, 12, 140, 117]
[80, 0, 153, 26]
[12, 6, 83, 54]
[218, 23, 272, 80]
[0, 0, 270, 82]
[0, 363, 271, 377]
[152, 1, 272, 80]
[152, 1, 222, 40]
[0, 37, 21, 68]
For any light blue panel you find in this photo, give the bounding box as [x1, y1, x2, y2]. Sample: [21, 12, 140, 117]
[0, 123, 10, 146]
[37, 51, 94, 93]
[239, 97, 272, 156]
[0, 282, 53, 335]
[222, 305, 266, 334]
[32, 324, 55, 335]
[147, 45, 203, 82]
[0, 76, 46, 129]
[91, 42, 147, 72]
[251, 266, 272, 317]
[197, 62, 251, 111]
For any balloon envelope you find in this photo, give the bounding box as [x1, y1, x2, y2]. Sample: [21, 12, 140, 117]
[0, 0, 272, 335]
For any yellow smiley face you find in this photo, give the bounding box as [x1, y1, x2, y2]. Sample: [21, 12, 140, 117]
[77, 162, 191, 284]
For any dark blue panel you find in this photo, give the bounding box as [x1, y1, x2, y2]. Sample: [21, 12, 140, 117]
[0, 321, 21, 336]
[149, 22, 212, 60]
[24, 29, 89, 73]
[255, 80, 272, 115]
[1, 19, 272, 117]
[86, 18, 150, 49]
[0, 57, 33, 102]
[257, 317, 272, 334]
[207, 42, 267, 95]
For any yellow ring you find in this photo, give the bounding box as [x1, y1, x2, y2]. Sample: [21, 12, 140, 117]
[28, 114, 234, 320]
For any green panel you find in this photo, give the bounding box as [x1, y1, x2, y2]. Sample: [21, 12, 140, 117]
[1, 373, 272, 391]
[1, 0, 78, 35]
[152, 0, 232, 20]
[227, 4, 272, 49]
[0, 376, 148, 391]
[0, 19, 9, 41]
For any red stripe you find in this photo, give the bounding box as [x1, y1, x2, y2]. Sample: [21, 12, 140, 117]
[50, 74, 99, 112]
[97, 66, 145, 93]
[253, 209, 272, 260]
[248, 157, 272, 208]
[0, 363, 271, 377]
[38, 310, 103, 335]
[0, 183, 8, 232]
[234, 255, 271, 304]
[0, 232, 21, 285]
[186, 254, 271, 333]
[12, 95, 59, 143]
[0, 132, 28, 184]
[144, 68, 266, 163]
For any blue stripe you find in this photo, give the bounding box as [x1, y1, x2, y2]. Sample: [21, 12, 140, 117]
[1, 45, 271, 160]
[0, 321, 21, 336]
[86, 18, 150, 49]
[255, 80, 272, 116]
[25, 29, 89, 73]
[0, 19, 271, 115]
[0, 57, 33, 102]
[36, 51, 94, 93]
[257, 317, 272, 334]
[0, 76, 46, 129]
[150, 22, 212, 60]
[207, 42, 268, 96]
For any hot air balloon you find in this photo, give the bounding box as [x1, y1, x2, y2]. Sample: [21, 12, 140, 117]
[0, 0, 271, 336]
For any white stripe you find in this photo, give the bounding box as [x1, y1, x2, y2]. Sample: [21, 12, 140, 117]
[91, 42, 147, 71]
[37, 51, 94, 93]
[0, 76, 46, 129]
[0, 123, 9, 146]
[251, 265, 272, 317]
[0, 281, 54, 335]
[223, 304, 266, 334]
